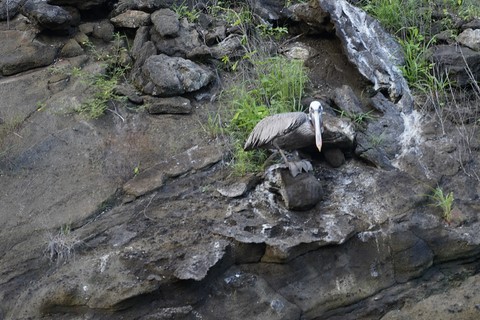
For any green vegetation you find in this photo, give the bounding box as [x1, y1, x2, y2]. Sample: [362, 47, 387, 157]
[256, 24, 289, 40]
[77, 75, 122, 119]
[79, 34, 130, 119]
[51, 33, 130, 119]
[172, 1, 200, 22]
[222, 56, 308, 175]
[197, 3, 307, 175]
[336, 109, 376, 126]
[429, 186, 455, 223]
[397, 27, 437, 92]
[361, 0, 477, 92]
[230, 142, 268, 176]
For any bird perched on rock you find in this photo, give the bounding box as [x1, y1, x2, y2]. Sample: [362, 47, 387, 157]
[244, 100, 324, 177]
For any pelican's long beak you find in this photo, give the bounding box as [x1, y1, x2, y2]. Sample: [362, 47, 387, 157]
[313, 107, 323, 152]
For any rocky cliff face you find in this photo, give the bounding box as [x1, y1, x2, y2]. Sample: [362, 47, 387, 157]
[1, 0, 480, 319]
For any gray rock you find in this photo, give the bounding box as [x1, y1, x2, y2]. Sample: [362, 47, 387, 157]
[21, 0, 74, 31]
[457, 28, 480, 51]
[209, 34, 245, 60]
[431, 44, 480, 86]
[123, 144, 224, 198]
[217, 174, 261, 198]
[47, 0, 108, 10]
[131, 40, 156, 87]
[140, 306, 194, 320]
[249, 0, 286, 21]
[389, 229, 434, 283]
[353, 92, 406, 169]
[323, 148, 345, 168]
[355, 132, 396, 170]
[204, 24, 227, 46]
[279, 42, 313, 60]
[322, 111, 356, 149]
[288, 1, 333, 34]
[145, 96, 193, 114]
[0, 0, 25, 21]
[381, 274, 480, 320]
[278, 170, 323, 211]
[462, 18, 480, 30]
[0, 12, 30, 31]
[78, 21, 94, 34]
[244, 231, 396, 318]
[318, 0, 413, 111]
[59, 38, 84, 57]
[110, 9, 151, 28]
[174, 240, 229, 281]
[151, 18, 206, 58]
[333, 84, 366, 114]
[113, 0, 177, 15]
[137, 54, 214, 97]
[434, 29, 457, 44]
[73, 31, 89, 45]
[196, 268, 302, 319]
[0, 30, 57, 76]
[131, 26, 150, 60]
[92, 19, 115, 42]
[114, 83, 143, 104]
[151, 8, 179, 37]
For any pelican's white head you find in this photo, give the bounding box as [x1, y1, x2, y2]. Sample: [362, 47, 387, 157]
[309, 101, 323, 152]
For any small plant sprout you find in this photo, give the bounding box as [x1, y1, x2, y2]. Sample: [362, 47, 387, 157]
[133, 164, 140, 175]
[172, 1, 200, 22]
[429, 187, 455, 223]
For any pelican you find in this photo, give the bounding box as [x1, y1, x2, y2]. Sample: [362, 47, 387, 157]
[244, 100, 324, 176]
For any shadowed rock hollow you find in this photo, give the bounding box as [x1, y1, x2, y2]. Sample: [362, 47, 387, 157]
[1, 0, 480, 319]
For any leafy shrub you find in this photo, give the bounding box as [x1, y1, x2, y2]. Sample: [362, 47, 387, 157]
[222, 55, 308, 174]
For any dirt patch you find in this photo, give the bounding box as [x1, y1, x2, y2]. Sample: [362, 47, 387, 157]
[303, 35, 372, 105]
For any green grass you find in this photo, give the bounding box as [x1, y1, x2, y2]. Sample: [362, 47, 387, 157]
[360, 0, 473, 92]
[226, 56, 308, 137]
[222, 55, 308, 175]
[188, 1, 302, 175]
[77, 75, 123, 119]
[172, 1, 200, 22]
[336, 109, 376, 126]
[362, 0, 431, 36]
[64, 33, 131, 119]
[429, 186, 455, 223]
[230, 141, 269, 176]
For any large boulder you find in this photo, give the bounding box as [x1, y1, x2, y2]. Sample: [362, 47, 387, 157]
[0, 30, 57, 76]
[113, 0, 178, 15]
[150, 15, 206, 58]
[110, 9, 151, 28]
[0, 0, 27, 21]
[355, 93, 404, 169]
[134, 54, 214, 97]
[457, 28, 480, 51]
[21, 0, 77, 31]
[151, 8, 179, 37]
[431, 44, 480, 86]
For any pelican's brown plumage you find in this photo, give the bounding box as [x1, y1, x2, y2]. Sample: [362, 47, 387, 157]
[244, 101, 324, 176]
